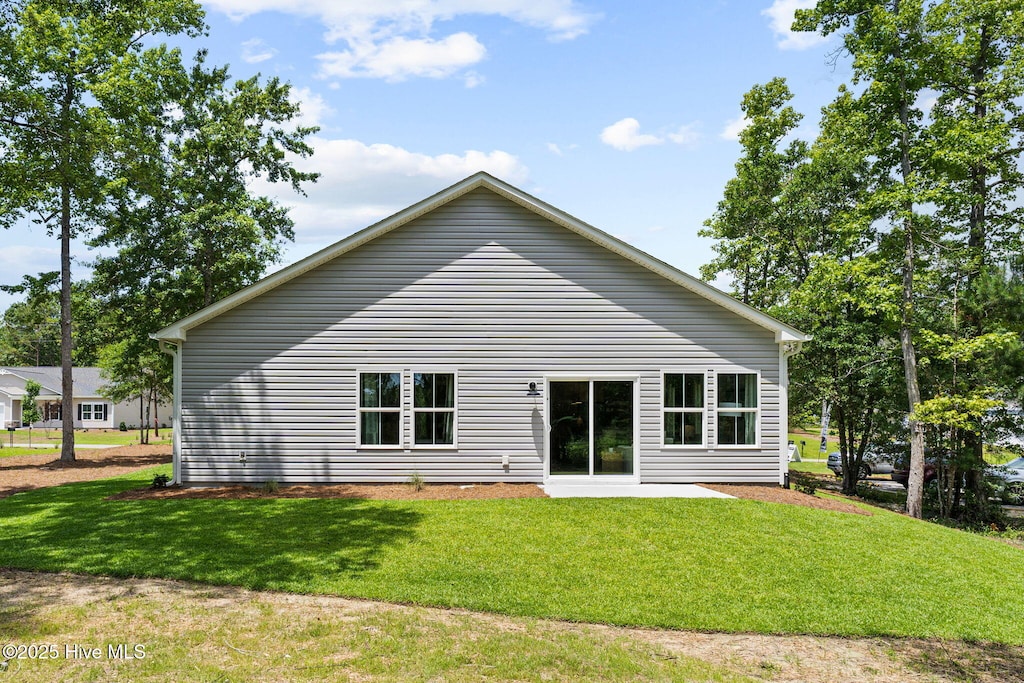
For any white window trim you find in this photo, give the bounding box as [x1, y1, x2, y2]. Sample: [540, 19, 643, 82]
[660, 370, 708, 449]
[411, 369, 459, 450]
[79, 402, 108, 422]
[713, 370, 761, 449]
[357, 369, 404, 449]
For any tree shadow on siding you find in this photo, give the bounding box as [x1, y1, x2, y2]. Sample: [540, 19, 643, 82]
[0, 476, 423, 592]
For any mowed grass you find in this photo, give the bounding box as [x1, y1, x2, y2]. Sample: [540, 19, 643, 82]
[788, 460, 832, 475]
[0, 580, 752, 683]
[20, 429, 173, 446]
[2, 465, 1024, 644]
[0, 446, 60, 457]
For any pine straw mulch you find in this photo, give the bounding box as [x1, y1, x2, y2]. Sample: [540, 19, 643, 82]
[110, 481, 549, 501]
[0, 444, 171, 499]
[111, 478, 870, 515]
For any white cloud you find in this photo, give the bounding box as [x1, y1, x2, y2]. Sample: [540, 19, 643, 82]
[248, 136, 529, 244]
[720, 115, 750, 141]
[668, 123, 700, 146]
[600, 118, 663, 151]
[317, 33, 486, 81]
[206, 1, 597, 82]
[463, 71, 485, 88]
[241, 37, 277, 64]
[762, 0, 829, 51]
[600, 118, 700, 152]
[288, 87, 332, 129]
[546, 142, 563, 156]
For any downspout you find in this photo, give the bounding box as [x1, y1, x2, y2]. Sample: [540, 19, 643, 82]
[157, 339, 183, 485]
[778, 340, 805, 486]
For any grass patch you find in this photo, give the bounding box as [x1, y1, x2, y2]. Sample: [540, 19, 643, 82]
[2, 466, 1024, 644]
[0, 580, 751, 683]
[788, 460, 832, 475]
[0, 447, 59, 458]
[15, 429, 173, 447]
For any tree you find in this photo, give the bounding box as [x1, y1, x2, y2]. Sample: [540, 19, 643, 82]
[794, 0, 1024, 519]
[0, 272, 60, 366]
[89, 51, 318, 408]
[703, 80, 903, 495]
[22, 378, 41, 446]
[98, 339, 169, 445]
[0, 273, 104, 366]
[796, 0, 940, 518]
[0, 0, 205, 463]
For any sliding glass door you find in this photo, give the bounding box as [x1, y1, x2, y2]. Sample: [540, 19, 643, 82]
[549, 379, 634, 477]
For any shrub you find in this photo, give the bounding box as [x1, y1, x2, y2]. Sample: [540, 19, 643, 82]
[408, 471, 425, 492]
[151, 474, 170, 489]
[789, 471, 818, 495]
[261, 479, 280, 495]
[119, 421, 127, 432]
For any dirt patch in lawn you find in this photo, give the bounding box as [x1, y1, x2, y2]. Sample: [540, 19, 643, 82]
[110, 481, 549, 501]
[2, 569, 1021, 683]
[701, 483, 873, 515]
[0, 444, 171, 499]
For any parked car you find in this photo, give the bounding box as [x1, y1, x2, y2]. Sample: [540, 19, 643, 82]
[827, 450, 896, 479]
[891, 462, 938, 488]
[987, 456, 1024, 498]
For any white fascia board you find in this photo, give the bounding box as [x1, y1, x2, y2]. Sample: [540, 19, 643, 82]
[151, 172, 811, 345]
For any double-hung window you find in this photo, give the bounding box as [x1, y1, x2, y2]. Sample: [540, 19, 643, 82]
[359, 372, 402, 446]
[413, 372, 455, 446]
[78, 403, 107, 422]
[716, 373, 758, 446]
[663, 373, 705, 446]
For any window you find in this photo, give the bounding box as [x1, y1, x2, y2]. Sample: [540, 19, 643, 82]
[663, 373, 704, 446]
[359, 372, 401, 446]
[413, 373, 455, 446]
[716, 373, 758, 446]
[78, 403, 107, 422]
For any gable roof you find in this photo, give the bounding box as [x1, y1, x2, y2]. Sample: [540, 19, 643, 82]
[152, 172, 810, 344]
[0, 367, 107, 398]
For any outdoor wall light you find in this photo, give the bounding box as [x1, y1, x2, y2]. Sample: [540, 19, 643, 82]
[527, 381, 540, 396]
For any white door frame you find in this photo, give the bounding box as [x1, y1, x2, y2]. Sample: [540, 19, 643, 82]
[543, 374, 640, 483]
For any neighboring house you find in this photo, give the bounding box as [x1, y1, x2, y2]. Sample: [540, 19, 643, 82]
[0, 366, 163, 430]
[153, 173, 809, 487]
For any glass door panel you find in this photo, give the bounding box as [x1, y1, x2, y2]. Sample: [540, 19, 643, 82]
[594, 381, 634, 475]
[549, 381, 590, 475]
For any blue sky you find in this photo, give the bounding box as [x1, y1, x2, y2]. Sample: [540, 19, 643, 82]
[0, 0, 854, 313]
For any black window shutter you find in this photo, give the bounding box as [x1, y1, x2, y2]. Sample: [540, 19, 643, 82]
[77, 403, 82, 420]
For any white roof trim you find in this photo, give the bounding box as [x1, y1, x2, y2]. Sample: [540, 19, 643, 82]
[152, 172, 810, 344]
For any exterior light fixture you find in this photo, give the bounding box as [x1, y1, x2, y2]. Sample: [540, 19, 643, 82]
[527, 381, 540, 396]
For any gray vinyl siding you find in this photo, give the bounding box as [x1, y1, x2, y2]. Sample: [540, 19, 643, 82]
[178, 188, 783, 485]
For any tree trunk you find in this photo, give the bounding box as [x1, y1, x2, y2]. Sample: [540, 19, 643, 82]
[894, 31, 925, 517]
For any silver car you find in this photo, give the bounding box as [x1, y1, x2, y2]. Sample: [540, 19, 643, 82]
[988, 456, 1024, 497]
[827, 450, 896, 479]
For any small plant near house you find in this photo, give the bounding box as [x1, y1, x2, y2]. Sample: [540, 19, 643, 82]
[151, 474, 171, 489]
[408, 471, 425, 492]
[789, 471, 818, 496]
[261, 479, 280, 495]
[119, 421, 128, 432]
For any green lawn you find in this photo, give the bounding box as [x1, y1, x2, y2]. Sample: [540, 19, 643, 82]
[788, 460, 832, 475]
[2, 466, 1023, 644]
[0, 446, 60, 457]
[10, 428, 172, 447]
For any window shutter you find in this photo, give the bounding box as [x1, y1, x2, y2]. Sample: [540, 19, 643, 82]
[77, 403, 82, 420]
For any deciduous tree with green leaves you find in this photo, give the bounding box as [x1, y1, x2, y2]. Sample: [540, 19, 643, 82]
[89, 51, 318, 410]
[21, 378, 41, 446]
[0, 0, 205, 462]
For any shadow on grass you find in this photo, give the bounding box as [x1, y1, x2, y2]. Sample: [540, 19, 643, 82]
[898, 639, 1024, 682]
[0, 475, 423, 594]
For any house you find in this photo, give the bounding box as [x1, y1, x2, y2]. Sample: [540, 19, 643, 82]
[0, 366, 162, 430]
[153, 173, 809, 487]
